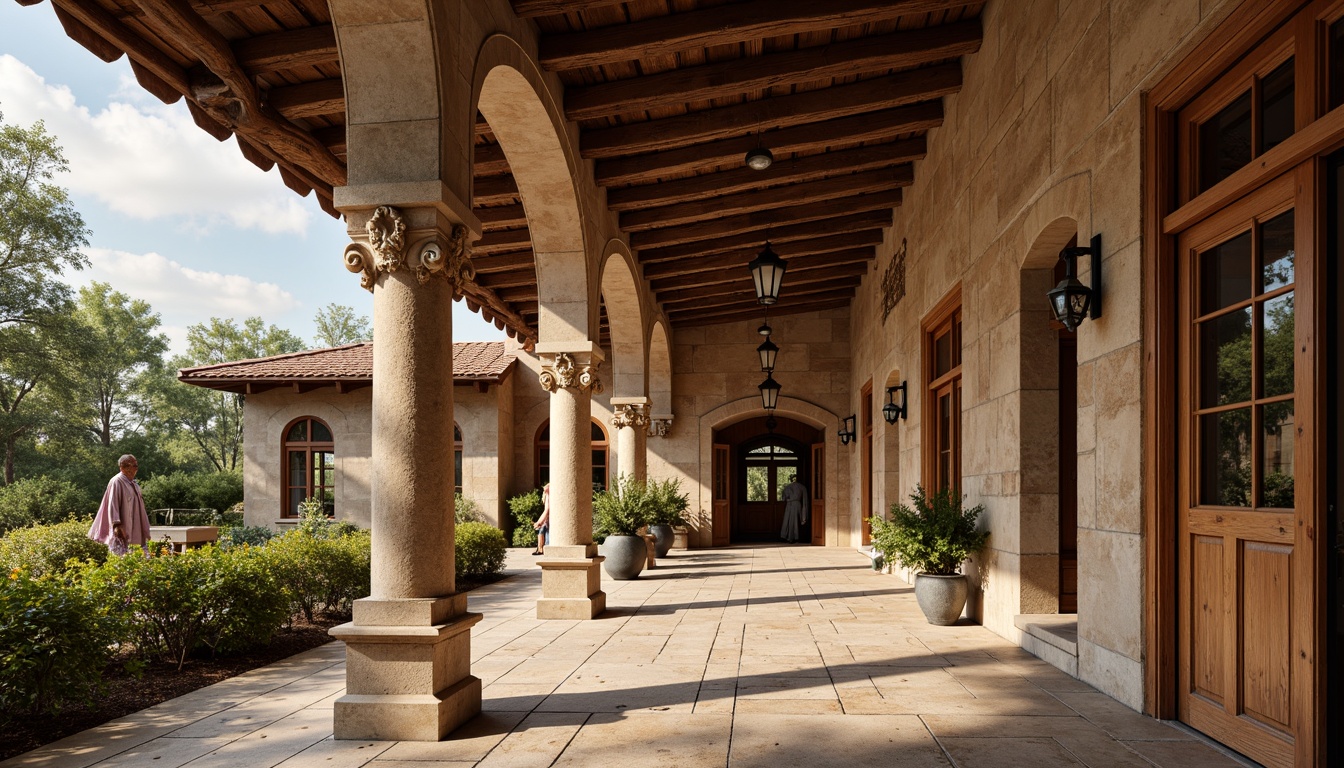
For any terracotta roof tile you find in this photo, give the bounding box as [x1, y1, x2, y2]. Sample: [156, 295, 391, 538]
[178, 341, 513, 386]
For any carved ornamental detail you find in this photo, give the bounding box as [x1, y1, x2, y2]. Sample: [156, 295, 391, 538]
[611, 403, 650, 430]
[539, 353, 603, 394]
[648, 418, 672, 438]
[880, 237, 907, 324]
[344, 206, 475, 293]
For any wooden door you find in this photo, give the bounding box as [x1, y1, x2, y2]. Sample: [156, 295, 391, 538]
[1176, 170, 1317, 768]
[811, 442, 826, 546]
[712, 443, 729, 547]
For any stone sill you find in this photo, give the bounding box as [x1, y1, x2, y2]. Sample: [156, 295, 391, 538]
[1014, 613, 1079, 677]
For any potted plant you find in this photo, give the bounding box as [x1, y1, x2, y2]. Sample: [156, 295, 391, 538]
[594, 474, 655, 580]
[869, 485, 989, 625]
[646, 477, 689, 558]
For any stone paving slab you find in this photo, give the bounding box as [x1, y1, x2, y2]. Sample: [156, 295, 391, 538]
[2, 546, 1253, 768]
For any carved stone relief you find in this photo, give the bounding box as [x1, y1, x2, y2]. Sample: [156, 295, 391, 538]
[344, 205, 475, 293]
[538, 353, 603, 394]
[611, 403, 650, 430]
[647, 418, 672, 438]
[881, 237, 907, 324]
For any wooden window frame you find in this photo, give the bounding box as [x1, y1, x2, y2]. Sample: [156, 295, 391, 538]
[1145, 3, 1338, 762]
[922, 286, 963, 494]
[281, 416, 334, 519]
[454, 423, 463, 496]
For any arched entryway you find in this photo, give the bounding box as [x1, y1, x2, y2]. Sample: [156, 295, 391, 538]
[712, 415, 824, 544]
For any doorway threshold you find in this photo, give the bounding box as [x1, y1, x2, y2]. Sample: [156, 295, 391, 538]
[1014, 613, 1079, 677]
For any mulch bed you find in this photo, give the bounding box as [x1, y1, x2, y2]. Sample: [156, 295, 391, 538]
[0, 573, 513, 761]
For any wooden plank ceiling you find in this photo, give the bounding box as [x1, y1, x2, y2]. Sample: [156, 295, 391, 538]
[20, 0, 983, 337]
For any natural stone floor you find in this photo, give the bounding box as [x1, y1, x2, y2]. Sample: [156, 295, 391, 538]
[3, 546, 1250, 768]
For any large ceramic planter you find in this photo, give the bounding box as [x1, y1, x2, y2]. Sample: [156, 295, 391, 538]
[913, 572, 969, 625]
[649, 524, 675, 557]
[600, 535, 646, 580]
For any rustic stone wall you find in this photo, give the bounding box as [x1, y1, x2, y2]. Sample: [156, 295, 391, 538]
[846, 0, 1241, 710]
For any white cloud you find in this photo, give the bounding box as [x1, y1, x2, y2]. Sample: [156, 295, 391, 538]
[0, 55, 310, 234]
[70, 248, 301, 353]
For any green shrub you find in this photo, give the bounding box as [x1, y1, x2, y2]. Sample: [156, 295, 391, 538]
[265, 528, 370, 622]
[869, 485, 989, 576]
[218, 525, 274, 549]
[0, 568, 120, 717]
[80, 545, 289, 668]
[295, 497, 357, 539]
[647, 477, 689, 527]
[0, 476, 95, 535]
[594, 475, 655, 539]
[140, 471, 242, 514]
[454, 493, 484, 525]
[0, 520, 108, 578]
[508, 488, 544, 548]
[455, 522, 506, 579]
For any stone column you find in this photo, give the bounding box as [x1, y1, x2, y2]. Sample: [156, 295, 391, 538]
[328, 202, 482, 740]
[611, 399, 650, 484]
[534, 343, 607, 620]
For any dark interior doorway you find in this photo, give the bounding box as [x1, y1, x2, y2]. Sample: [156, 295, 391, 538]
[713, 415, 823, 543]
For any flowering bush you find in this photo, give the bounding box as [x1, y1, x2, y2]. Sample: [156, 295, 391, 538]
[0, 567, 119, 717]
[0, 519, 108, 577]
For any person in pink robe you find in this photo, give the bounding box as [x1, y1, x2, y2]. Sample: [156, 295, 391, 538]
[87, 454, 151, 555]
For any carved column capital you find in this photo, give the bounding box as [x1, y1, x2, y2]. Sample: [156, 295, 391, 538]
[648, 418, 673, 438]
[539, 353, 603, 394]
[611, 403, 650, 430]
[344, 205, 475, 294]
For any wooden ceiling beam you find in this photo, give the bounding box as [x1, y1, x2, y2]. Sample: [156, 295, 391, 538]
[473, 143, 510, 175]
[457, 282, 536, 346]
[582, 65, 960, 159]
[629, 188, 900, 250]
[641, 229, 884, 267]
[473, 229, 532, 255]
[673, 298, 851, 328]
[660, 274, 863, 307]
[191, 0, 268, 14]
[477, 269, 539, 290]
[662, 281, 861, 312]
[496, 285, 540, 304]
[638, 212, 890, 263]
[649, 248, 875, 287]
[595, 106, 936, 186]
[510, 0, 625, 18]
[566, 20, 981, 121]
[267, 77, 344, 120]
[471, 250, 534, 274]
[475, 204, 528, 230]
[540, 0, 980, 71]
[609, 142, 922, 212]
[620, 166, 912, 232]
[312, 125, 346, 155]
[667, 291, 854, 323]
[234, 24, 338, 75]
[474, 174, 520, 205]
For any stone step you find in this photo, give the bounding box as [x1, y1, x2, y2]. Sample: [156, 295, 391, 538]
[1014, 614, 1079, 678]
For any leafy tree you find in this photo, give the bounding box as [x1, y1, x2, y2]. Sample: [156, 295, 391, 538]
[64, 283, 169, 447]
[158, 317, 305, 472]
[0, 112, 90, 327]
[0, 319, 77, 483]
[313, 303, 370, 347]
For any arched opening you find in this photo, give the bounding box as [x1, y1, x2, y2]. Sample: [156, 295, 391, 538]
[713, 415, 824, 544]
[600, 247, 646, 398]
[648, 319, 672, 417]
[535, 419, 610, 492]
[281, 416, 335, 518]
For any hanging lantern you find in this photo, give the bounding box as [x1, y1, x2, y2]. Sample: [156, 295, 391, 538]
[759, 374, 781, 411]
[748, 242, 787, 305]
[757, 337, 779, 372]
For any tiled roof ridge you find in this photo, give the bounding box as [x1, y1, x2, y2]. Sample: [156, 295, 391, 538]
[177, 341, 372, 376]
[178, 340, 511, 381]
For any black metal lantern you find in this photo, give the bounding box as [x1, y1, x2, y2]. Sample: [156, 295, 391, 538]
[759, 375, 781, 411]
[748, 242, 787, 305]
[838, 415, 857, 445]
[1048, 234, 1102, 332]
[757, 337, 779, 372]
[883, 382, 908, 424]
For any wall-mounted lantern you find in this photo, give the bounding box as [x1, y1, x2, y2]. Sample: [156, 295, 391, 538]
[757, 337, 779, 372]
[838, 415, 857, 445]
[1048, 234, 1102, 332]
[883, 382, 908, 424]
[748, 242, 787, 305]
[759, 375, 781, 411]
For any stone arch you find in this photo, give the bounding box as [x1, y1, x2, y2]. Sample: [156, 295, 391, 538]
[878, 367, 905, 524]
[598, 242, 646, 398]
[1013, 172, 1092, 271]
[695, 396, 845, 547]
[648, 319, 672, 418]
[474, 37, 591, 343]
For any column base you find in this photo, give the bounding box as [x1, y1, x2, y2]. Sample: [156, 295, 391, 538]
[536, 553, 606, 620]
[329, 596, 482, 740]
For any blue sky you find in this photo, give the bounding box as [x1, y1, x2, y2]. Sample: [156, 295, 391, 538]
[0, 3, 505, 354]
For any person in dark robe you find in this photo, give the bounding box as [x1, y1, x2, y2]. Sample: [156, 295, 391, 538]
[779, 474, 810, 543]
[87, 454, 151, 555]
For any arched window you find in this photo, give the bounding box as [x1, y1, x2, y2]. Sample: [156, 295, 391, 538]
[535, 419, 608, 492]
[454, 423, 463, 496]
[282, 416, 334, 518]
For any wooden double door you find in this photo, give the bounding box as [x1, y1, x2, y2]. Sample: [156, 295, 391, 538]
[1175, 168, 1322, 768]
